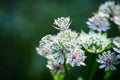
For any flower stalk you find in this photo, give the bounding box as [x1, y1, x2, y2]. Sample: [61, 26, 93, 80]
[104, 71, 113, 80]
[63, 53, 69, 80]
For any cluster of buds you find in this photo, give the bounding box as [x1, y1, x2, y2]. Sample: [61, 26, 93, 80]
[79, 31, 111, 53]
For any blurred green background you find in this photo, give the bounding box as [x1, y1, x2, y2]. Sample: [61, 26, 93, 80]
[0, 0, 120, 80]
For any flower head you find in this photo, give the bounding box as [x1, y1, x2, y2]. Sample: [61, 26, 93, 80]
[46, 60, 64, 74]
[56, 29, 80, 50]
[36, 35, 55, 59]
[53, 17, 71, 30]
[36, 47, 53, 59]
[99, 1, 120, 25]
[50, 29, 82, 64]
[66, 48, 86, 67]
[37, 35, 55, 48]
[79, 31, 111, 53]
[96, 51, 119, 71]
[86, 13, 110, 31]
[36, 28, 86, 69]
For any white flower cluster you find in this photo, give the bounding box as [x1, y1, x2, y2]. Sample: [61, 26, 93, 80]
[99, 1, 120, 25]
[86, 13, 110, 31]
[53, 17, 71, 30]
[96, 51, 119, 71]
[36, 17, 86, 74]
[87, 1, 120, 32]
[79, 31, 111, 53]
[46, 60, 64, 74]
[66, 48, 86, 67]
[37, 1, 120, 74]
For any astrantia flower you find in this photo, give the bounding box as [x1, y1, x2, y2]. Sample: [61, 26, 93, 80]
[36, 47, 53, 59]
[99, 1, 120, 25]
[56, 29, 81, 50]
[53, 17, 71, 30]
[66, 48, 86, 67]
[50, 29, 82, 64]
[36, 35, 55, 59]
[36, 28, 85, 68]
[37, 35, 55, 47]
[86, 13, 110, 31]
[79, 31, 111, 53]
[96, 51, 119, 71]
[46, 60, 64, 74]
[113, 37, 120, 58]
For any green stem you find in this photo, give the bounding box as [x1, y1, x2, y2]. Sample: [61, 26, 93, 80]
[98, 31, 102, 34]
[63, 53, 69, 80]
[104, 71, 113, 80]
[52, 72, 64, 80]
[89, 61, 98, 80]
[52, 49, 68, 80]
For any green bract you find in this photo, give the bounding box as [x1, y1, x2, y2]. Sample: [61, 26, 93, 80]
[79, 31, 111, 53]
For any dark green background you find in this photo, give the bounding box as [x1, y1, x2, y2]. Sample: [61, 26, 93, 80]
[0, 0, 120, 80]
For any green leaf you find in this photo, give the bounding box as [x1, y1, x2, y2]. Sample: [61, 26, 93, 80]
[52, 72, 65, 80]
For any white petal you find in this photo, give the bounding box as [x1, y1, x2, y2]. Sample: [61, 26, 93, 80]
[114, 16, 120, 25]
[80, 62, 86, 66]
[98, 55, 103, 59]
[99, 64, 106, 69]
[105, 65, 110, 71]
[117, 55, 120, 58]
[113, 48, 120, 53]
